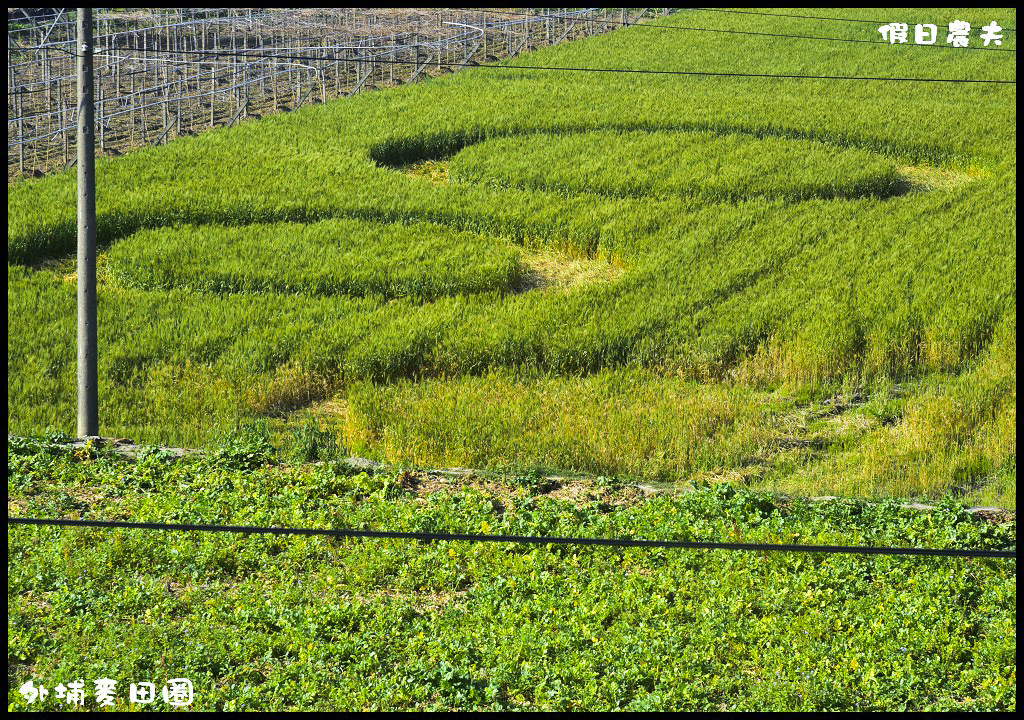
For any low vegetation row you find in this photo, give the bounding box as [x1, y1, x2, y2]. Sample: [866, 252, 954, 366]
[6, 437, 1016, 710]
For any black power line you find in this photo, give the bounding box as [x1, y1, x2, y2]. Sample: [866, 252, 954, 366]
[485, 9, 1017, 52]
[693, 8, 1017, 33]
[53, 46, 1017, 85]
[7, 516, 1017, 559]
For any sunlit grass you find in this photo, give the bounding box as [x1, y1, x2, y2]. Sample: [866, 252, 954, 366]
[6, 7, 1015, 507]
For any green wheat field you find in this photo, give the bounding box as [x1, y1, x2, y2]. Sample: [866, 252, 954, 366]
[7, 8, 1016, 711]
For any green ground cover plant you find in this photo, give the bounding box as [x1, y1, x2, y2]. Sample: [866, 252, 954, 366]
[7, 9, 1017, 712]
[6, 440, 1016, 711]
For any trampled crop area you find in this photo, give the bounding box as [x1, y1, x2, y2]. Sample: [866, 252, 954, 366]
[6, 7, 1017, 711]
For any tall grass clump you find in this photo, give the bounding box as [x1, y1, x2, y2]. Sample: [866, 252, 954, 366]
[107, 218, 523, 299]
[449, 129, 905, 202]
[345, 368, 776, 480]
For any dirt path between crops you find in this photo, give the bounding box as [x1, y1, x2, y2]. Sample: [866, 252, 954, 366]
[15, 435, 1015, 523]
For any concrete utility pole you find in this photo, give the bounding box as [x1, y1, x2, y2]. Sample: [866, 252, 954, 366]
[77, 7, 99, 437]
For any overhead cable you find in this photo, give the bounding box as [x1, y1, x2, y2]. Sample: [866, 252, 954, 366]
[693, 8, 1016, 33]
[7, 516, 1017, 559]
[49, 46, 1017, 85]
[483, 9, 1016, 52]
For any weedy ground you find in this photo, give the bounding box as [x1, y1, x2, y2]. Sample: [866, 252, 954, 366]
[6, 436, 1016, 711]
[5, 9, 1017, 708]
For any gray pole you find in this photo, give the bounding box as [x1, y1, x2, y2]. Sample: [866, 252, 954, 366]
[77, 7, 99, 437]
